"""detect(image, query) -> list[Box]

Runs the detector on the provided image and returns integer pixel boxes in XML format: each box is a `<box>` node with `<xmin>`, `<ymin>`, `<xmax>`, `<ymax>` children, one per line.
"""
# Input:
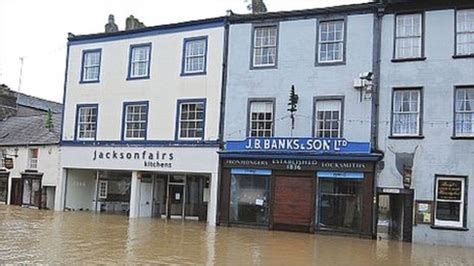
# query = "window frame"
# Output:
<box><xmin>250</xmin><ymin>24</ymin><xmax>279</xmax><ymax>69</ymax></box>
<box><xmin>74</xmin><ymin>104</ymin><xmax>99</xmax><ymax>141</ymax></box>
<box><xmin>392</xmin><ymin>12</ymin><xmax>426</xmax><ymax>62</ymax></box>
<box><xmin>121</xmin><ymin>101</ymin><xmax>149</xmax><ymax>141</ymax></box>
<box><xmin>315</xmin><ymin>18</ymin><xmax>347</xmax><ymax>66</ymax></box>
<box><xmin>175</xmin><ymin>98</ymin><xmax>207</xmax><ymax>141</ymax></box>
<box><xmin>181</xmin><ymin>36</ymin><xmax>208</xmax><ymax>76</ymax></box>
<box><xmin>127</xmin><ymin>43</ymin><xmax>152</xmax><ymax>80</ymax></box>
<box><xmin>312</xmin><ymin>96</ymin><xmax>345</xmax><ymax>138</ymax></box>
<box><xmin>98</xmin><ymin>180</ymin><xmax>108</xmax><ymax>199</ymax></box>
<box><xmin>454</xmin><ymin>8</ymin><xmax>474</xmax><ymax>58</ymax></box>
<box><xmin>80</xmin><ymin>48</ymin><xmax>102</xmax><ymax>83</ymax></box>
<box><xmin>433</xmin><ymin>175</ymin><xmax>468</xmax><ymax>229</ymax></box>
<box><xmin>453</xmin><ymin>86</ymin><xmax>474</xmax><ymax>138</ymax></box>
<box><xmin>246</xmin><ymin>98</ymin><xmax>276</xmax><ymax>138</ymax></box>
<box><xmin>27</xmin><ymin>148</ymin><xmax>39</xmax><ymax>170</ymax></box>
<box><xmin>390</xmin><ymin>87</ymin><xmax>423</xmax><ymax>138</ymax></box>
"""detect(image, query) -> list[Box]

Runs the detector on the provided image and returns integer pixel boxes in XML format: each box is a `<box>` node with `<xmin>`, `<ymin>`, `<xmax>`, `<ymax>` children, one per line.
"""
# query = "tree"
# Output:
<box><xmin>45</xmin><ymin>109</ymin><xmax>54</xmax><ymax>131</ymax></box>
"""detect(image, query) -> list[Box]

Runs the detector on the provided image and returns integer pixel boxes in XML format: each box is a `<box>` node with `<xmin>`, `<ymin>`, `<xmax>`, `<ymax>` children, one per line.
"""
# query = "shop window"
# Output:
<box><xmin>128</xmin><ymin>43</ymin><xmax>151</xmax><ymax>79</ymax></box>
<box><xmin>318</xmin><ymin>20</ymin><xmax>345</xmax><ymax>63</ymax></box>
<box><xmin>392</xmin><ymin>89</ymin><xmax>421</xmax><ymax>136</ymax></box>
<box><xmin>123</xmin><ymin>102</ymin><xmax>148</xmax><ymax>140</ymax></box>
<box><xmin>182</xmin><ymin>37</ymin><xmax>207</xmax><ymax>75</ymax></box>
<box><xmin>314</xmin><ymin>99</ymin><xmax>342</xmax><ymax>138</ymax></box>
<box><xmin>456</xmin><ymin>9</ymin><xmax>474</xmax><ymax>56</ymax></box>
<box><xmin>76</xmin><ymin>104</ymin><xmax>98</xmax><ymax>140</ymax></box>
<box><xmin>98</xmin><ymin>180</ymin><xmax>108</xmax><ymax>199</ymax></box>
<box><xmin>249</xmin><ymin>100</ymin><xmax>274</xmax><ymax>137</ymax></box>
<box><xmin>252</xmin><ymin>25</ymin><xmax>278</xmax><ymax>68</ymax></box>
<box><xmin>230</xmin><ymin>169</ymin><xmax>270</xmax><ymax>225</ymax></box>
<box><xmin>177</xmin><ymin>100</ymin><xmax>206</xmax><ymax>140</ymax></box>
<box><xmin>22</xmin><ymin>177</ymin><xmax>41</xmax><ymax>207</ymax></box>
<box><xmin>28</xmin><ymin>148</ymin><xmax>39</xmax><ymax>169</ymax></box>
<box><xmin>0</xmin><ymin>175</ymin><xmax>8</xmax><ymax>203</ymax></box>
<box><xmin>454</xmin><ymin>87</ymin><xmax>473</xmax><ymax>137</ymax></box>
<box><xmin>318</xmin><ymin>173</ymin><xmax>363</xmax><ymax>232</ymax></box>
<box><xmin>434</xmin><ymin>176</ymin><xmax>467</xmax><ymax>228</ymax></box>
<box><xmin>394</xmin><ymin>13</ymin><xmax>423</xmax><ymax>59</ymax></box>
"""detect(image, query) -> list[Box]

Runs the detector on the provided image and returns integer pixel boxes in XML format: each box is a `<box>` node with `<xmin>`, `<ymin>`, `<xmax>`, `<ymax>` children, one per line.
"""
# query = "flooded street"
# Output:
<box><xmin>0</xmin><ymin>205</ymin><xmax>473</xmax><ymax>265</ymax></box>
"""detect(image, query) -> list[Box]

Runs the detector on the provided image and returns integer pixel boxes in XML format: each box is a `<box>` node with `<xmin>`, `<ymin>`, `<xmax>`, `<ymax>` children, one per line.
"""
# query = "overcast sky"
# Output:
<box><xmin>0</xmin><ymin>0</ymin><xmax>365</xmax><ymax>103</ymax></box>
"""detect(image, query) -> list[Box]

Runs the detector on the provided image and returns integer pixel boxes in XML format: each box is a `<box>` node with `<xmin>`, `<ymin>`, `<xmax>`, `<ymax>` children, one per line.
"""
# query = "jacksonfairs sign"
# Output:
<box><xmin>225</xmin><ymin>138</ymin><xmax>370</xmax><ymax>154</ymax></box>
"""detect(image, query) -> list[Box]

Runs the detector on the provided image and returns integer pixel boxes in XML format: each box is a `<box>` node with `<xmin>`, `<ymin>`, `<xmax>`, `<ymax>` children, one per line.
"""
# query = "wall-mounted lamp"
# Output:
<box><xmin>353</xmin><ymin>72</ymin><xmax>374</xmax><ymax>101</ymax></box>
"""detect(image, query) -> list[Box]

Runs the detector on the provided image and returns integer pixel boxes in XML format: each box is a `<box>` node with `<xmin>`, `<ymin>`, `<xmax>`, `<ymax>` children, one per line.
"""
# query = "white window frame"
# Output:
<box><xmin>395</xmin><ymin>13</ymin><xmax>423</xmax><ymax>59</ymax></box>
<box><xmin>392</xmin><ymin>89</ymin><xmax>421</xmax><ymax>136</ymax></box>
<box><xmin>98</xmin><ymin>180</ymin><xmax>108</xmax><ymax>199</ymax></box>
<box><xmin>77</xmin><ymin>106</ymin><xmax>98</xmax><ymax>141</ymax></box>
<box><xmin>124</xmin><ymin>104</ymin><xmax>148</xmax><ymax>140</ymax></box>
<box><xmin>248</xmin><ymin>101</ymin><xmax>274</xmax><ymax>137</ymax></box>
<box><xmin>129</xmin><ymin>45</ymin><xmax>151</xmax><ymax>78</ymax></box>
<box><xmin>183</xmin><ymin>38</ymin><xmax>207</xmax><ymax>74</ymax></box>
<box><xmin>28</xmin><ymin>148</ymin><xmax>39</xmax><ymax>170</ymax></box>
<box><xmin>315</xmin><ymin>99</ymin><xmax>342</xmax><ymax>138</ymax></box>
<box><xmin>455</xmin><ymin>87</ymin><xmax>474</xmax><ymax>137</ymax></box>
<box><xmin>178</xmin><ymin>101</ymin><xmax>205</xmax><ymax>140</ymax></box>
<box><xmin>252</xmin><ymin>26</ymin><xmax>278</xmax><ymax>67</ymax></box>
<box><xmin>456</xmin><ymin>9</ymin><xmax>474</xmax><ymax>56</ymax></box>
<box><xmin>434</xmin><ymin>176</ymin><xmax>466</xmax><ymax>228</ymax></box>
<box><xmin>82</xmin><ymin>50</ymin><xmax>101</xmax><ymax>82</ymax></box>
<box><xmin>318</xmin><ymin>20</ymin><xmax>345</xmax><ymax>63</ymax></box>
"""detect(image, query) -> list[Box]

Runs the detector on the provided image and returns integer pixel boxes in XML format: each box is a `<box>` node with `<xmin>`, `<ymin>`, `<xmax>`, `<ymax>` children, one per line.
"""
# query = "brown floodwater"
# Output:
<box><xmin>0</xmin><ymin>205</ymin><xmax>473</xmax><ymax>265</ymax></box>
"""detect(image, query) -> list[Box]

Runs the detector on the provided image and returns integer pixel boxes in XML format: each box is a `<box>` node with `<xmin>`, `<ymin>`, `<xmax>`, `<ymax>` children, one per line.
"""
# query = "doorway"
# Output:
<box><xmin>10</xmin><ymin>178</ymin><xmax>22</xmax><ymax>205</ymax></box>
<box><xmin>377</xmin><ymin>189</ymin><xmax>414</xmax><ymax>242</ymax></box>
<box><xmin>168</xmin><ymin>184</ymin><xmax>184</xmax><ymax>218</ymax></box>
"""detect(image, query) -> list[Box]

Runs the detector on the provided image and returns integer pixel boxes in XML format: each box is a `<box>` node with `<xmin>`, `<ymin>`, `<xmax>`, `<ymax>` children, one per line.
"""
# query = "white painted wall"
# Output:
<box><xmin>62</xmin><ymin>26</ymin><xmax>224</xmax><ymax>142</ymax></box>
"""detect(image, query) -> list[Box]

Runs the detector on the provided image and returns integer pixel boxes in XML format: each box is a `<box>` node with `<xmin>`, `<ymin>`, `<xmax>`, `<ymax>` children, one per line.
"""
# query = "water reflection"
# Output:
<box><xmin>0</xmin><ymin>205</ymin><xmax>473</xmax><ymax>264</ymax></box>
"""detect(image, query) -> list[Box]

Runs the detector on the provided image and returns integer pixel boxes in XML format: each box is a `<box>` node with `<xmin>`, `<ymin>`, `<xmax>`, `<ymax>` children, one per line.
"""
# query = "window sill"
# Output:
<box><xmin>79</xmin><ymin>80</ymin><xmax>100</xmax><ymax>84</ymax></box>
<box><xmin>315</xmin><ymin>61</ymin><xmax>346</xmax><ymax>67</ymax></box>
<box><xmin>431</xmin><ymin>225</ymin><xmax>469</xmax><ymax>231</ymax></box>
<box><xmin>388</xmin><ymin>135</ymin><xmax>424</xmax><ymax>139</ymax></box>
<box><xmin>250</xmin><ymin>65</ymin><xmax>277</xmax><ymax>70</ymax></box>
<box><xmin>180</xmin><ymin>71</ymin><xmax>206</xmax><ymax>77</ymax></box>
<box><xmin>391</xmin><ymin>57</ymin><xmax>426</xmax><ymax>63</ymax></box>
<box><xmin>452</xmin><ymin>54</ymin><xmax>474</xmax><ymax>59</ymax></box>
<box><xmin>126</xmin><ymin>76</ymin><xmax>150</xmax><ymax>81</ymax></box>
<box><xmin>451</xmin><ymin>136</ymin><xmax>474</xmax><ymax>140</ymax></box>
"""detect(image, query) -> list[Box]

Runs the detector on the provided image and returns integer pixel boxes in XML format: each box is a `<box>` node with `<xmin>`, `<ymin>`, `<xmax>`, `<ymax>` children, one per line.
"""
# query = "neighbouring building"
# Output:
<box><xmin>0</xmin><ymin>84</ymin><xmax>62</xmax><ymax>209</ymax></box>
<box><xmin>218</xmin><ymin>3</ymin><xmax>383</xmax><ymax>237</ymax></box>
<box><xmin>56</xmin><ymin>16</ymin><xmax>226</xmax><ymax>225</ymax></box>
<box><xmin>377</xmin><ymin>0</ymin><xmax>474</xmax><ymax>246</ymax></box>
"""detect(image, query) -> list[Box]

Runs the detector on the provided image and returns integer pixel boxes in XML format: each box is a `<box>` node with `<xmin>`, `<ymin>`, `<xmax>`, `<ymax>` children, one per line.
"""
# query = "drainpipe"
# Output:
<box><xmin>371</xmin><ymin>5</ymin><xmax>384</xmax><ymax>239</ymax></box>
<box><xmin>216</xmin><ymin>16</ymin><xmax>230</xmax><ymax>226</ymax></box>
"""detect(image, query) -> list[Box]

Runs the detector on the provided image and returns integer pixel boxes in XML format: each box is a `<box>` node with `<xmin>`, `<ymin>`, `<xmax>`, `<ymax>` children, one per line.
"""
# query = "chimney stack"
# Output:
<box><xmin>0</xmin><ymin>84</ymin><xmax>18</xmax><ymax>120</ymax></box>
<box><xmin>251</xmin><ymin>0</ymin><xmax>267</xmax><ymax>14</ymax></box>
<box><xmin>125</xmin><ymin>15</ymin><xmax>145</xmax><ymax>30</ymax></box>
<box><xmin>105</xmin><ymin>14</ymin><xmax>119</xmax><ymax>33</ymax></box>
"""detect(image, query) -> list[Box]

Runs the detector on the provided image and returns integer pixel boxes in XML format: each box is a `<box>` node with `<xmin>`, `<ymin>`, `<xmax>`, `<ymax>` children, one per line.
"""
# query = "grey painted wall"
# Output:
<box><xmin>378</xmin><ymin>10</ymin><xmax>474</xmax><ymax>246</ymax></box>
<box><xmin>224</xmin><ymin>14</ymin><xmax>375</xmax><ymax>141</ymax></box>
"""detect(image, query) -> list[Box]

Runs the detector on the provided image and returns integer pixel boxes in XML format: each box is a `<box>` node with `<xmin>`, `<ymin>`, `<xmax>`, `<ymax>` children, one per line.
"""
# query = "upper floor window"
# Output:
<box><xmin>249</xmin><ymin>100</ymin><xmax>274</xmax><ymax>137</ymax></box>
<box><xmin>314</xmin><ymin>99</ymin><xmax>342</xmax><ymax>138</ymax></box>
<box><xmin>456</xmin><ymin>9</ymin><xmax>474</xmax><ymax>56</ymax></box>
<box><xmin>182</xmin><ymin>37</ymin><xmax>207</xmax><ymax>75</ymax></box>
<box><xmin>177</xmin><ymin>100</ymin><xmax>206</xmax><ymax>140</ymax></box>
<box><xmin>76</xmin><ymin>105</ymin><xmax>98</xmax><ymax>141</ymax></box>
<box><xmin>128</xmin><ymin>43</ymin><xmax>151</xmax><ymax>79</ymax></box>
<box><xmin>455</xmin><ymin>87</ymin><xmax>473</xmax><ymax>137</ymax></box>
<box><xmin>123</xmin><ymin>102</ymin><xmax>148</xmax><ymax>140</ymax></box>
<box><xmin>81</xmin><ymin>49</ymin><xmax>101</xmax><ymax>83</ymax></box>
<box><xmin>392</xmin><ymin>89</ymin><xmax>421</xmax><ymax>136</ymax></box>
<box><xmin>434</xmin><ymin>176</ymin><xmax>466</xmax><ymax>228</ymax></box>
<box><xmin>318</xmin><ymin>20</ymin><xmax>345</xmax><ymax>63</ymax></box>
<box><xmin>28</xmin><ymin>148</ymin><xmax>38</xmax><ymax>169</ymax></box>
<box><xmin>395</xmin><ymin>14</ymin><xmax>423</xmax><ymax>59</ymax></box>
<box><xmin>252</xmin><ymin>26</ymin><xmax>278</xmax><ymax>68</ymax></box>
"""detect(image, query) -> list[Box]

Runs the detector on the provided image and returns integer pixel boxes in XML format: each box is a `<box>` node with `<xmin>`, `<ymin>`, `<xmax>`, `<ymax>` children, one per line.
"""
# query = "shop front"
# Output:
<box><xmin>57</xmin><ymin>146</ymin><xmax>219</xmax><ymax>224</ymax></box>
<box><xmin>0</xmin><ymin>169</ymin><xmax>9</xmax><ymax>204</ymax></box>
<box><xmin>21</xmin><ymin>171</ymin><xmax>43</xmax><ymax>209</ymax></box>
<box><xmin>218</xmin><ymin>138</ymin><xmax>382</xmax><ymax>237</ymax></box>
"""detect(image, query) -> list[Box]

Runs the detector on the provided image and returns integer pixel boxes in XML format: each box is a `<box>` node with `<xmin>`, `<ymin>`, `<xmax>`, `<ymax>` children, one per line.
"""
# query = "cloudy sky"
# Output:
<box><xmin>0</xmin><ymin>0</ymin><xmax>365</xmax><ymax>102</ymax></box>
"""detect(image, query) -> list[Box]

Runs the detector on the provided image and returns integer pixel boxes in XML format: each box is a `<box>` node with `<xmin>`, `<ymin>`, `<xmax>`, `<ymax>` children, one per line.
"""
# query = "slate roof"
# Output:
<box><xmin>16</xmin><ymin>92</ymin><xmax>62</xmax><ymax>114</ymax></box>
<box><xmin>0</xmin><ymin>113</ymin><xmax>62</xmax><ymax>146</ymax></box>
